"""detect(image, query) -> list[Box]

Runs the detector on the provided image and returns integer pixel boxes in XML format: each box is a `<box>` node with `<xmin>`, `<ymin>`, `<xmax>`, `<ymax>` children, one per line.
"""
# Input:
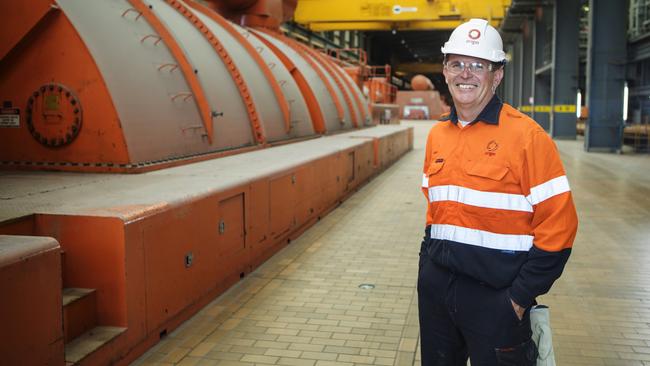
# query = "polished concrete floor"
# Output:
<box><xmin>134</xmin><ymin>121</ymin><xmax>650</xmax><ymax>366</ymax></box>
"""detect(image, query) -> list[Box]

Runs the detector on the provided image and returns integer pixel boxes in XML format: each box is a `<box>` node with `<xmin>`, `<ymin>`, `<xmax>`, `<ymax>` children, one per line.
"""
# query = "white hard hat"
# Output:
<box><xmin>441</xmin><ymin>18</ymin><xmax>506</xmax><ymax>63</ymax></box>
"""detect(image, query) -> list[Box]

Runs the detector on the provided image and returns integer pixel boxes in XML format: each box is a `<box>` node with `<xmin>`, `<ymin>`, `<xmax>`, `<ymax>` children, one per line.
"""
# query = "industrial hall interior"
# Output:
<box><xmin>1</xmin><ymin>0</ymin><xmax>649</xmax><ymax>365</ymax></box>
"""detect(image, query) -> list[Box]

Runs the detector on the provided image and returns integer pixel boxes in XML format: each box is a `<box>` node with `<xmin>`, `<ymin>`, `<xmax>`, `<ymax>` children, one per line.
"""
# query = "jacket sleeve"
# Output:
<box><xmin>421</xmin><ymin>127</ymin><xmax>435</xmax><ymax>199</ymax></box>
<box><xmin>508</xmin><ymin>130</ymin><xmax>578</xmax><ymax>308</ymax></box>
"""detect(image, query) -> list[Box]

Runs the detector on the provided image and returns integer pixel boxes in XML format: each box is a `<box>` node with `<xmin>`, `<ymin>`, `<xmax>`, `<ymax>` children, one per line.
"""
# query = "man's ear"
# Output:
<box><xmin>493</xmin><ymin>67</ymin><xmax>504</xmax><ymax>88</ymax></box>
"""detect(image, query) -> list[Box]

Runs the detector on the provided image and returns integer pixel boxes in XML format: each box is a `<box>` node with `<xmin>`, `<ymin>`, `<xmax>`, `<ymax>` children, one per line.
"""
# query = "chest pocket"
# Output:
<box><xmin>461</xmin><ymin>161</ymin><xmax>514</xmax><ymax>220</ymax></box>
<box><xmin>465</xmin><ymin>161</ymin><xmax>509</xmax><ymax>181</ymax></box>
<box><xmin>425</xmin><ymin>159</ymin><xmax>445</xmax><ymax>187</ymax></box>
<box><xmin>427</xmin><ymin>159</ymin><xmax>444</xmax><ymax>175</ymax></box>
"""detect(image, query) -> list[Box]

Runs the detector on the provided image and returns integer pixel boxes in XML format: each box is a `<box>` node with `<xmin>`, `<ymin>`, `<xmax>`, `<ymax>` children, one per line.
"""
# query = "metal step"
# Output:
<box><xmin>64</xmin><ymin>326</ymin><xmax>126</xmax><ymax>365</ymax></box>
<box><xmin>62</xmin><ymin>288</ymin><xmax>97</xmax><ymax>342</ymax></box>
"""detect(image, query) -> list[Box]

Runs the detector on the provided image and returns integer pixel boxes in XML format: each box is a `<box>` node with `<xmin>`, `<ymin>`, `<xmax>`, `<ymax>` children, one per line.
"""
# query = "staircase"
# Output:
<box><xmin>62</xmin><ymin>288</ymin><xmax>126</xmax><ymax>364</ymax></box>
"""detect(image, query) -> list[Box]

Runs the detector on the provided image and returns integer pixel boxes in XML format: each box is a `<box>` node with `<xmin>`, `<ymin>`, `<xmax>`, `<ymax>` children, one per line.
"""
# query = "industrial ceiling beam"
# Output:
<box><xmin>394</xmin><ymin>62</ymin><xmax>444</xmax><ymax>75</ymax></box>
<box><xmin>295</xmin><ymin>0</ymin><xmax>512</xmax><ymax>31</ymax></box>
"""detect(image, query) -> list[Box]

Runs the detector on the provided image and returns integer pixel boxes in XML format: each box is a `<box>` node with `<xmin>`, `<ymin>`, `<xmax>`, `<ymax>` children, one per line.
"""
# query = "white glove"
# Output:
<box><xmin>530</xmin><ymin>305</ymin><xmax>556</xmax><ymax>366</ymax></box>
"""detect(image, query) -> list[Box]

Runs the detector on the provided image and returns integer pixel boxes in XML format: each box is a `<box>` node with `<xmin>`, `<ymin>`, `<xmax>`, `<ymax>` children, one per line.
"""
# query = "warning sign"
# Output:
<box><xmin>0</xmin><ymin>108</ymin><xmax>20</xmax><ymax>127</ymax></box>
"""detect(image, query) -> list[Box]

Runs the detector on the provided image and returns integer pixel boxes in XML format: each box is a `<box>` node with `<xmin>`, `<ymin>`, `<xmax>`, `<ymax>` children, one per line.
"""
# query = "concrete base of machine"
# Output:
<box><xmin>0</xmin><ymin>125</ymin><xmax>413</xmax><ymax>366</ymax></box>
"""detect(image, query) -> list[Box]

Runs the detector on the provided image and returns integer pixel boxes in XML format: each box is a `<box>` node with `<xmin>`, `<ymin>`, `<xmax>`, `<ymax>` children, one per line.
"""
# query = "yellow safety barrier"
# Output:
<box><xmin>518</xmin><ymin>105</ymin><xmax>577</xmax><ymax>113</ymax></box>
<box><xmin>553</xmin><ymin>104</ymin><xmax>577</xmax><ymax>113</ymax></box>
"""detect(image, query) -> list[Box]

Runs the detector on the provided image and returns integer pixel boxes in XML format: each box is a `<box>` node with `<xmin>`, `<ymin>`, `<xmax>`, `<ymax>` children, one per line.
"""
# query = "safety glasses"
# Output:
<box><xmin>444</xmin><ymin>60</ymin><xmax>495</xmax><ymax>75</ymax></box>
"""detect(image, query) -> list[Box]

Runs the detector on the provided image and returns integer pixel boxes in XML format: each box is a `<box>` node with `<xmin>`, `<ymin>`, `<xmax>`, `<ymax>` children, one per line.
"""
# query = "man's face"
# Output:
<box><xmin>443</xmin><ymin>54</ymin><xmax>503</xmax><ymax>111</ymax></box>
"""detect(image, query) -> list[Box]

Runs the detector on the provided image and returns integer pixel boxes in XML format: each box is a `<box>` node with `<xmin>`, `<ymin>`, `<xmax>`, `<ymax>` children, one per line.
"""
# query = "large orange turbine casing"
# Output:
<box><xmin>0</xmin><ymin>6</ymin><xmax>130</xmax><ymax>166</ymax></box>
<box><xmin>251</xmin><ymin>29</ymin><xmax>371</xmax><ymax>131</ymax></box>
<box><xmin>0</xmin><ymin>0</ymin><xmax>364</xmax><ymax>172</ymax></box>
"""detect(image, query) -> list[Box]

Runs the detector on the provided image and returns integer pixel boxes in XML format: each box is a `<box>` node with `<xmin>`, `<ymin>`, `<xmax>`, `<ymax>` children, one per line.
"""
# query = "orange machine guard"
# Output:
<box><xmin>186</xmin><ymin>0</ymin><xmax>292</xmax><ymax>134</ymax></box>
<box><xmin>164</xmin><ymin>0</ymin><xmax>267</xmax><ymax>143</ymax></box>
<box><xmin>313</xmin><ymin>49</ymin><xmax>368</xmax><ymax>123</ymax></box>
<box><xmin>259</xmin><ymin>29</ymin><xmax>345</xmax><ymax>124</ymax></box>
<box><xmin>294</xmin><ymin>42</ymin><xmax>360</xmax><ymax>128</ymax></box>
<box><xmin>127</xmin><ymin>0</ymin><xmax>215</xmax><ymax>143</ymax></box>
<box><xmin>0</xmin><ymin>0</ymin><xmax>57</xmax><ymax>61</ymax></box>
<box><xmin>322</xmin><ymin>47</ymin><xmax>369</xmax><ymax>122</ymax></box>
<box><xmin>249</xmin><ymin>30</ymin><xmax>326</xmax><ymax>134</ymax></box>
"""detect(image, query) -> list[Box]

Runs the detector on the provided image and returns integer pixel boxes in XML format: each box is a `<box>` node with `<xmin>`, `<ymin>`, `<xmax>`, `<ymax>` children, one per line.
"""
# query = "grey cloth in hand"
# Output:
<box><xmin>530</xmin><ymin>305</ymin><xmax>556</xmax><ymax>366</ymax></box>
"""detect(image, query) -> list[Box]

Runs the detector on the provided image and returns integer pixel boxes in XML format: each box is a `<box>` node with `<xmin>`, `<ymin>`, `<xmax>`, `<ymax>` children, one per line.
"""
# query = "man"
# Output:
<box><xmin>418</xmin><ymin>18</ymin><xmax>578</xmax><ymax>365</ymax></box>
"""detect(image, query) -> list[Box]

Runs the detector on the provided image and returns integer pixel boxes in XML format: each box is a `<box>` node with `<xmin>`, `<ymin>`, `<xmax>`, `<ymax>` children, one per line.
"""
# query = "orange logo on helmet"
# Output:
<box><xmin>468</xmin><ymin>29</ymin><xmax>481</xmax><ymax>40</ymax></box>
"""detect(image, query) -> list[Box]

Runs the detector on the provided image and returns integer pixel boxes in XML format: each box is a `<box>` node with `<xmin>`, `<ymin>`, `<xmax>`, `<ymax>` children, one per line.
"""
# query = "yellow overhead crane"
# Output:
<box><xmin>294</xmin><ymin>0</ymin><xmax>511</xmax><ymax>31</ymax></box>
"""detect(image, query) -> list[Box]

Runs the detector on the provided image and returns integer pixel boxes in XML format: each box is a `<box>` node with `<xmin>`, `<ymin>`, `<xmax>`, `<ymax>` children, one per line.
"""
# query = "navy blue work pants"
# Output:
<box><xmin>417</xmin><ymin>244</ymin><xmax>538</xmax><ymax>366</ymax></box>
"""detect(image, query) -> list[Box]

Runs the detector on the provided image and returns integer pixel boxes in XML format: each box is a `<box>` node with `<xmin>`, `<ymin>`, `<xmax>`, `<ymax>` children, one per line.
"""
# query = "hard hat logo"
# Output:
<box><xmin>440</xmin><ymin>18</ymin><xmax>506</xmax><ymax>63</ymax></box>
<box><xmin>468</xmin><ymin>29</ymin><xmax>481</xmax><ymax>40</ymax></box>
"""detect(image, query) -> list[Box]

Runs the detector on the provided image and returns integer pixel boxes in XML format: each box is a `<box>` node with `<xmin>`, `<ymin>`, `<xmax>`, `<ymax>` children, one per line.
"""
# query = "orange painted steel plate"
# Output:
<box><xmin>252</xmin><ymin>30</ymin><xmax>346</xmax><ymax>133</ymax></box>
<box><xmin>127</xmin><ymin>0</ymin><xmax>215</xmax><ymax>143</ymax></box>
<box><xmin>281</xmin><ymin>37</ymin><xmax>353</xmax><ymax>128</ymax></box>
<box><xmin>294</xmin><ymin>42</ymin><xmax>360</xmax><ymax>128</ymax></box>
<box><xmin>58</xmin><ymin>0</ymin><xmax>230</xmax><ymax>161</ymax></box>
<box><xmin>0</xmin><ymin>126</ymin><xmax>412</xmax><ymax>223</ymax></box>
<box><xmin>0</xmin><ymin>235</ymin><xmax>63</xmax><ymax>366</ymax></box>
<box><xmin>248</xmin><ymin>29</ymin><xmax>326</xmax><ymax>134</ymax></box>
<box><xmin>300</xmin><ymin>45</ymin><xmax>368</xmax><ymax>127</ymax></box>
<box><xmin>54</xmin><ymin>0</ymin><xmax>303</xmax><ymax>164</ymax></box>
<box><xmin>233</xmin><ymin>25</ymin><xmax>316</xmax><ymax>140</ymax></box>
<box><xmin>186</xmin><ymin>1</ymin><xmax>292</xmax><ymax>134</ymax></box>
<box><xmin>0</xmin><ymin>235</ymin><xmax>60</xmax><ymax>266</ymax></box>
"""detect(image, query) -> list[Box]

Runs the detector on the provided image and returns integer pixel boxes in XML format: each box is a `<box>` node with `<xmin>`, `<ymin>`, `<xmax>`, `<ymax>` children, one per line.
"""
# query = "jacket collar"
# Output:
<box><xmin>440</xmin><ymin>94</ymin><xmax>503</xmax><ymax>125</ymax></box>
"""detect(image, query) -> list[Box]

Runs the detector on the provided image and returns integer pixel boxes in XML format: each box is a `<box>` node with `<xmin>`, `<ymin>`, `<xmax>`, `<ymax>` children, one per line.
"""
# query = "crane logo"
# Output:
<box><xmin>392</xmin><ymin>5</ymin><xmax>418</xmax><ymax>14</ymax></box>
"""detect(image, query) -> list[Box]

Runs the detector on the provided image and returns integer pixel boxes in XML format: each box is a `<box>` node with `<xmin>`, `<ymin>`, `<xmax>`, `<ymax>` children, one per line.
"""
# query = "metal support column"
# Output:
<box><xmin>522</xmin><ymin>19</ymin><xmax>535</xmax><ymax>118</ymax></box>
<box><xmin>551</xmin><ymin>0</ymin><xmax>580</xmax><ymax>139</ymax></box>
<box><xmin>513</xmin><ymin>36</ymin><xmax>524</xmax><ymax>108</ymax></box>
<box><xmin>504</xmin><ymin>43</ymin><xmax>516</xmax><ymax>102</ymax></box>
<box><xmin>533</xmin><ymin>6</ymin><xmax>553</xmax><ymax>131</ymax></box>
<box><xmin>585</xmin><ymin>0</ymin><xmax>627</xmax><ymax>152</ymax></box>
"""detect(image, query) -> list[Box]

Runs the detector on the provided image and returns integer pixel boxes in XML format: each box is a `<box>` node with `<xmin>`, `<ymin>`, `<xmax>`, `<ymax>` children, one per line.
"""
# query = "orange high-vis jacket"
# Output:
<box><xmin>421</xmin><ymin>96</ymin><xmax>578</xmax><ymax>308</ymax></box>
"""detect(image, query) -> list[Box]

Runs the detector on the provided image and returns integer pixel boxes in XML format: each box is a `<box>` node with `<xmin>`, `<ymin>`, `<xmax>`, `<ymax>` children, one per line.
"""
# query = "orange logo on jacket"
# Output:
<box><xmin>485</xmin><ymin>140</ymin><xmax>498</xmax><ymax>156</ymax></box>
